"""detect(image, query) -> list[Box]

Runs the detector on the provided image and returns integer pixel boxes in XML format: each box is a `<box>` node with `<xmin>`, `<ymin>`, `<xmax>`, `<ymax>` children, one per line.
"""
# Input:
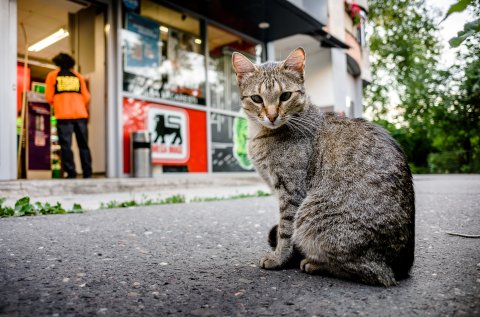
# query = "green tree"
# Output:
<box><xmin>443</xmin><ymin>0</ymin><xmax>480</xmax><ymax>47</ymax></box>
<box><xmin>428</xmin><ymin>34</ymin><xmax>480</xmax><ymax>173</ymax></box>
<box><xmin>365</xmin><ymin>0</ymin><xmax>443</xmax><ymax>169</ymax></box>
<box><xmin>366</xmin><ymin>0</ymin><xmax>480</xmax><ymax>173</ymax></box>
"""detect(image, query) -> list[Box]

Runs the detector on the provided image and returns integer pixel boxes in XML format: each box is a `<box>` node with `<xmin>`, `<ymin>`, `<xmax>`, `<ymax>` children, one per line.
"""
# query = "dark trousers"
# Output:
<box><xmin>57</xmin><ymin>119</ymin><xmax>92</xmax><ymax>178</ymax></box>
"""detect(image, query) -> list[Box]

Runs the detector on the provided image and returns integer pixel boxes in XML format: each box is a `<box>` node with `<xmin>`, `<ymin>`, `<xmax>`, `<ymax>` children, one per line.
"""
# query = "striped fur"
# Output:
<box><xmin>232</xmin><ymin>48</ymin><xmax>415</xmax><ymax>286</ymax></box>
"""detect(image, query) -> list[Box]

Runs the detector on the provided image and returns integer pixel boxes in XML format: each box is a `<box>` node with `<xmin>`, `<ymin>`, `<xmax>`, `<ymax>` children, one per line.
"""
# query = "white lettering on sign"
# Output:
<box><xmin>147</xmin><ymin>105</ymin><xmax>189</xmax><ymax>164</ymax></box>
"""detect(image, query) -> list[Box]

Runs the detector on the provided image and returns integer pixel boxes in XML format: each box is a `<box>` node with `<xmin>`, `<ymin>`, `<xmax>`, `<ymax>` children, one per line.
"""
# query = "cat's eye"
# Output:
<box><xmin>280</xmin><ymin>92</ymin><xmax>292</xmax><ymax>102</ymax></box>
<box><xmin>251</xmin><ymin>95</ymin><xmax>263</xmax><ymax>104</ymax></box>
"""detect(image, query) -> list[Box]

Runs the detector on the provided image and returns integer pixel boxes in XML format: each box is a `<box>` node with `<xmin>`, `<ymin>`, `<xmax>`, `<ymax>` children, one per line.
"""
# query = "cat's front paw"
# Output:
<box><xmin>259</xmin><ymin>253</ymin><xmax>284</xmax><ymax>270</ymax></box>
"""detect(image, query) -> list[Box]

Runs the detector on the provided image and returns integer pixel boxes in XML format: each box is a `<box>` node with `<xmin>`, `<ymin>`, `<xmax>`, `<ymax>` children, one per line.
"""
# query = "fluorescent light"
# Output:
<box><xmin>28</xmin><ymin>28</ymin><xmax>69</xmax><ymax>52</ymax></box>
<box><xmin>194</xmin><ymin>38</ymin><xmax>202</xmax><ymax>44</ymax></box>
<box><xmin>159</xmin><ymin>26</ymin><xmax>169</xmax><ymax>33</ymax></box>
<box><xmin>258</xmin><ymin>22</ymin><xmax>270</xmax><ymax>29</ymax></box>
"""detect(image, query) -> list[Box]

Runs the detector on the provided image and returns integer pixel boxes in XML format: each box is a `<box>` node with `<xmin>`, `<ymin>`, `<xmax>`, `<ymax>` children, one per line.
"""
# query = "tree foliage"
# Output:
<box><xmin>365</xmin><ymin>0</ymin><xmax>441</xmax><ymax>168</ymax></box>
<box><xmin>365</xmin><ymin>0</ymin><xmax>480</xmax><ymax>173</ymax></box>
<box><xmin>444</xmin><ymin>0</ymin><xmax>480</xmax><ymax>47</ymax></box>
<box><xmin>429</xmin><ymin>35</ymin><xmax>480</xmax><ymax>172</ymax></box>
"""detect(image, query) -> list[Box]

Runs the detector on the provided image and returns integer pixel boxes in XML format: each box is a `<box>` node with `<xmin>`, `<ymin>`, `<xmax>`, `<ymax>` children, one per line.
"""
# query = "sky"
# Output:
<box><xmin>425</xmin><ymin>0</ymin><xmax>474</xmax><ymax>67</ymax></box>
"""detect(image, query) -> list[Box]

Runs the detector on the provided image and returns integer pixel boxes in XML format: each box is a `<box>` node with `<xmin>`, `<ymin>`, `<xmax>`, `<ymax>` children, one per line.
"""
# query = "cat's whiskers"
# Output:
<box><xmin>288</xmin><ymin>117</ymin><xmax>317</xmax><ymax>134</ymax></box>
<box><xmin>289</xmin><ymin>115</ymin><xmax>318</xmax><ymax>127</ymax></box>
<box><xmin>288</xmin><ymin>120</ymin><xmax>317</xmax><ymax>133</ymax></box>
<box><xmin>286</xmin><ymin>120</ymin><xmax>313</xmax><ymax>139</ymax></box>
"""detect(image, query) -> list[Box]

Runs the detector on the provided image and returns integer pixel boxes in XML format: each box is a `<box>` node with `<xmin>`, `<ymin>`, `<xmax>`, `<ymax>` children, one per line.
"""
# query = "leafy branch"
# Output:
<box><xmin>443</xmin><ymin>0</ymin><xmax>480</xmax><ymax>47</ymax></box>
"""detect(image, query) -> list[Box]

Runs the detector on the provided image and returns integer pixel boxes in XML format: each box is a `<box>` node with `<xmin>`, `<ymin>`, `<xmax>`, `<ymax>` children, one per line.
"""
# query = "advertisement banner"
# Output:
<box><xmin>123</xmin><ymin>98</ymin><xmax>207</xmax><ymax>173</ymax></box>
<box><xmin>122</xmin><ymin>13</ymin><xmax>206</xmax><ymax>105</ymax></box>
<box><xmin>210</xmin><ymin>113</ymin><xmax>253</xmax><ymax>172</ymax></box>
<box><xmin>124</xmin><ymin>13</ymin><xmax>160</xmax><ymax>74</ymax></box>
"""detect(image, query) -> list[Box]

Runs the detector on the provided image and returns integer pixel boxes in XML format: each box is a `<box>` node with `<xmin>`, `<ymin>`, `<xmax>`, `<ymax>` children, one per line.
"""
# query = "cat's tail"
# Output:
<box><xmin>267</xmin><ymin>224</ymin><xmax>303</xmax><ymax>267</ymax></box>
<box><xmin>268</xmin><ymin>224</ymin><xmax>278</xmax><ymax>250</ymax></box>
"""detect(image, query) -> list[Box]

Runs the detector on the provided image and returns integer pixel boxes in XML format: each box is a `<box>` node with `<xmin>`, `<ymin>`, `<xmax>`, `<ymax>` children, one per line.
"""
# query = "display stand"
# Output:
<box><xmin>26</xmin><ymin>92</ymin><xmax>51</xmax><ymax>179</ymax></box>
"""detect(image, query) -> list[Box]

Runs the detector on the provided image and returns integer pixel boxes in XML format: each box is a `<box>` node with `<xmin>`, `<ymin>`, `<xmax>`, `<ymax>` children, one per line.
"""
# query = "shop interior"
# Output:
<box><xmin>17</xmin><ymin>0</ymin><xmax>106</xmax><ymax>179</ymax></box>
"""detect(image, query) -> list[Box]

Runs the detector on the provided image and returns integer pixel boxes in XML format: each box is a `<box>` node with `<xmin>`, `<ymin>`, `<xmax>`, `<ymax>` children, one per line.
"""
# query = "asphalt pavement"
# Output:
<box><xmin>0</xmin><ymin>175</ymin><xmax>479</xmax><ymax>316</ymax></box>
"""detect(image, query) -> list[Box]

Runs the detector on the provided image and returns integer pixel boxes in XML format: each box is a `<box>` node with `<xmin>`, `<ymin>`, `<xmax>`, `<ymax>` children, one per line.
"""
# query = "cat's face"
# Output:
<box><xmin>232</xmin><ymin>48</ymin><xmax>307</xmax><ymax>129</ymax></box>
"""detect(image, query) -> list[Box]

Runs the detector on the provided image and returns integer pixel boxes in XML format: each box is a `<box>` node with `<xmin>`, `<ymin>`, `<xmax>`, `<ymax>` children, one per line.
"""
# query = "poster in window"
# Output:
<box><xmin>124</xmin><ymin>13</ymin><xmax>160</xmax><ymax>74</ymax></box>
<box><xmin>210</xmin><ymin>113</ymin><xmax>253</xmax><ymax>172</ymax></box>
<box><xmin>122</xmin><ymin>14</ymin><xmax>206</xmax><ymax>105</ymax></box>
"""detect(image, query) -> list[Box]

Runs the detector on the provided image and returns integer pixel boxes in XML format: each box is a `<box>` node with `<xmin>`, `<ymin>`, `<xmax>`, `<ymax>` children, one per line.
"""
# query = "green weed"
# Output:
<box><xmin>0</xmin><ymin>197</ymin><xmax>83</xmax><ymax>218</ymax></box>
<box><xmin>100</xmin><ymin>191</ymin><xmax>270</xmax><ymax>209</ymax></box>
<box><xmin>100</xmin><ymin>194</ymin><xmax>186</xmax><ymax>209</ymax></box>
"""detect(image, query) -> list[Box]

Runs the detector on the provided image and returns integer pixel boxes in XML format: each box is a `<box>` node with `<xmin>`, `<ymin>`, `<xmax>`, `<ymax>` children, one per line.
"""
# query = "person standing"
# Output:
<box><xmin>45</xmin><ymin>53</ymin><xmax>92</xmax><ymax>179</ymax></box>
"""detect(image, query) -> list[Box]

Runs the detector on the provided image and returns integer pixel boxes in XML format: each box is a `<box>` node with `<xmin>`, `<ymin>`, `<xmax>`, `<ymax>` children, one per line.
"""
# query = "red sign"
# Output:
<box><xmin>17</xmin><ymin>64</ymin><xmax>31</xmax><ymax>113</ymax></box>
<box><xmin>147</xmin><ymin>104</ymin><xmax>189</xmax><ymax>164</ymax></box>
<box><xmin>123</xmin><ymin>97</ymin><xmax>207</xmax><ymax>173</ymax></box>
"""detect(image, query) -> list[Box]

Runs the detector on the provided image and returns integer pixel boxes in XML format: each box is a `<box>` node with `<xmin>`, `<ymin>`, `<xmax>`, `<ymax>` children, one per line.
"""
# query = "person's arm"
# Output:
<box><xmin>44</xmin><ymin>71</ymin><xmax>56</xmax><ymax>104</ymax></box>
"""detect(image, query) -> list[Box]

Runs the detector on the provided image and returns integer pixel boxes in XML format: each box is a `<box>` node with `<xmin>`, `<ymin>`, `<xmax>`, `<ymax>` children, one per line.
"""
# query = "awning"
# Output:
<box><xmin>155</xmin><ymin>0</ymin><xmax>349</xmax><ymax>49</ymax></box>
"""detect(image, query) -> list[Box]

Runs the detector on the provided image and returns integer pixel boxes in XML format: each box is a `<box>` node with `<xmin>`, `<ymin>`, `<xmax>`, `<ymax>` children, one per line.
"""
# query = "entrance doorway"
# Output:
<box><xmin>17</xmin><ymin>0</ymin><xmax>107</xmax><ymax>179</ymax></box>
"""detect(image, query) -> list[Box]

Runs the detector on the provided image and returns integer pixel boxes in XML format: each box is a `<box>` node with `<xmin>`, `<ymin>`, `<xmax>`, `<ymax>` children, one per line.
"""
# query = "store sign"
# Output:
<box><xmin>147</xmin><ymin>105</ymin><xmax>189</xmax><ymax>164</ymax></box>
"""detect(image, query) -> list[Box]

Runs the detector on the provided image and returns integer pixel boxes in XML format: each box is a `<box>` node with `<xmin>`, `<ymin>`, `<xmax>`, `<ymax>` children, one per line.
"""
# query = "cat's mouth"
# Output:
<box><xmin>261</xmin><ymin>115</ymin><xmax>285</xmax><ymax>129</ymax></box>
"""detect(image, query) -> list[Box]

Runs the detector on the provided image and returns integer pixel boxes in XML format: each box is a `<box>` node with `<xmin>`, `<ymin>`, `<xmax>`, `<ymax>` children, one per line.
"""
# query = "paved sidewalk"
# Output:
<box><xmin>0</xmin><ymin>173</ymin><xmax>269</xmax><ymax>210</ymax></box>
<box><xmin>0</xmin><ymin>175</ymin><xmax>479</xmax><ymax>316</ymax></box>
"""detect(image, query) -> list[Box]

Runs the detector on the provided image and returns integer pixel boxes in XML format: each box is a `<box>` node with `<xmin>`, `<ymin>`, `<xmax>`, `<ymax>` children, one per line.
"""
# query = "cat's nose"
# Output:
<box><xmin>267</xmin><ymin>114</ymin><xmax>278</xmax><ymax>123</ymax></box>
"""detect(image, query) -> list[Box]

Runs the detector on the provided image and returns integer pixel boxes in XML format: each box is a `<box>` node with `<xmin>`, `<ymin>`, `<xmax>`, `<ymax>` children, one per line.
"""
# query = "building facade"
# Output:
<box><xmin>0</xmin><ymin>0</ymin><xmax>369</xmax><ymax>180</ymax></box>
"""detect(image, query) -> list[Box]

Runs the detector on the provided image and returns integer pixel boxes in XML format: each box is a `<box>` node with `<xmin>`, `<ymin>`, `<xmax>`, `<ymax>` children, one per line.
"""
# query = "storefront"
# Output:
<box><xmin>120</xmin><ymin>0</ymin><xmax>263</xmax><ymax>174</ymax></box>
<box><xmin>0</xmin><ymin>0</ymin><xmax>117</xmax><ymax>180</ymax></box>
<box><xmin>0</xmin><ymin>0</ymin><xmax>348</xmax><ymax>180</ymax></box>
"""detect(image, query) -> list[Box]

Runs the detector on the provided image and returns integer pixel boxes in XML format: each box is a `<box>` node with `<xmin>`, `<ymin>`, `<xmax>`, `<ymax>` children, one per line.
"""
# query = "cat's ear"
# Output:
<box><xmin>232</xmin><ymin>52</ymin><xmax>258</xmax><ymax>77</ymax></box>
<box><xmin>282</xmin><ymin>47</ymin><xmax>305</xmax><ymax>73</ymax></box>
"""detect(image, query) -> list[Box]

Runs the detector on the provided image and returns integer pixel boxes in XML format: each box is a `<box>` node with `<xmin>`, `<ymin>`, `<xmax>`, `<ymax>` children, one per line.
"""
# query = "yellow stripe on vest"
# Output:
<box><xmin>56</xmin><ymin>76</ymin><xmax>80</xmax><ymax>92</ymax></box>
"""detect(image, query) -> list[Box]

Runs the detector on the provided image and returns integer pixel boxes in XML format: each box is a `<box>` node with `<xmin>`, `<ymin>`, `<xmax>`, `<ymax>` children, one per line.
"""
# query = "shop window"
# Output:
<box><xmin>210</xmin><ymin>113</ymin><xmax>253</xmax><ymax>172</ymax></box>
<box><xmin>122</xmin><ymin>1</ymin><xmax>206</xmax><ymax>105</ymax></box>
<box><xmin>207</xmin><ymin>24</ymin><xmax>261</xmax><ymax>112</ymax></box>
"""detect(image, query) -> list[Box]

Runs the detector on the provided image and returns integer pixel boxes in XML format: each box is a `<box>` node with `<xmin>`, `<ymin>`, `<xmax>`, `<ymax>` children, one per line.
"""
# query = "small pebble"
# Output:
<box><xmin>234</xmin><ymin>290</ymin><xmax>245</xmax><ymax>296</ymax></box>
<box><xmin>97</xmin><ymin>308</ymin><xmax>108</xmax><ymax>315</ymax></box>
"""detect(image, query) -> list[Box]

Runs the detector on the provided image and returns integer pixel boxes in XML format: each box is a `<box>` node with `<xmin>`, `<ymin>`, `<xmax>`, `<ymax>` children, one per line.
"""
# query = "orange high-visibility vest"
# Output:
<box><xmin>45</xmin><ymin>69</ymin><xmax>90</xmax><ymax>119</ymax></box>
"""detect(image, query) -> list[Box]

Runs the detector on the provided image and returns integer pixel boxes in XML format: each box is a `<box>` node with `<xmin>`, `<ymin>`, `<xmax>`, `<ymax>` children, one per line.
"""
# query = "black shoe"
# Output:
<box><xmin>66</xmin><ymin>174</ymin><xmax>76</xmax><ymax>179</ymax></box>
<box><xmin>83</xmin><ymin>174</ymin><xmax>92</xmax><ymax>179</ymax></box>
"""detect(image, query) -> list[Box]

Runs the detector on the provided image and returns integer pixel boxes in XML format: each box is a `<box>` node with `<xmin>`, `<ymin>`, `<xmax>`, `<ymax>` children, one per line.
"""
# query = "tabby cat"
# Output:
<box><xmin>232</xmin><ymin>48</ymin><xmax>415</xmax><ymax>286</ymax></box>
